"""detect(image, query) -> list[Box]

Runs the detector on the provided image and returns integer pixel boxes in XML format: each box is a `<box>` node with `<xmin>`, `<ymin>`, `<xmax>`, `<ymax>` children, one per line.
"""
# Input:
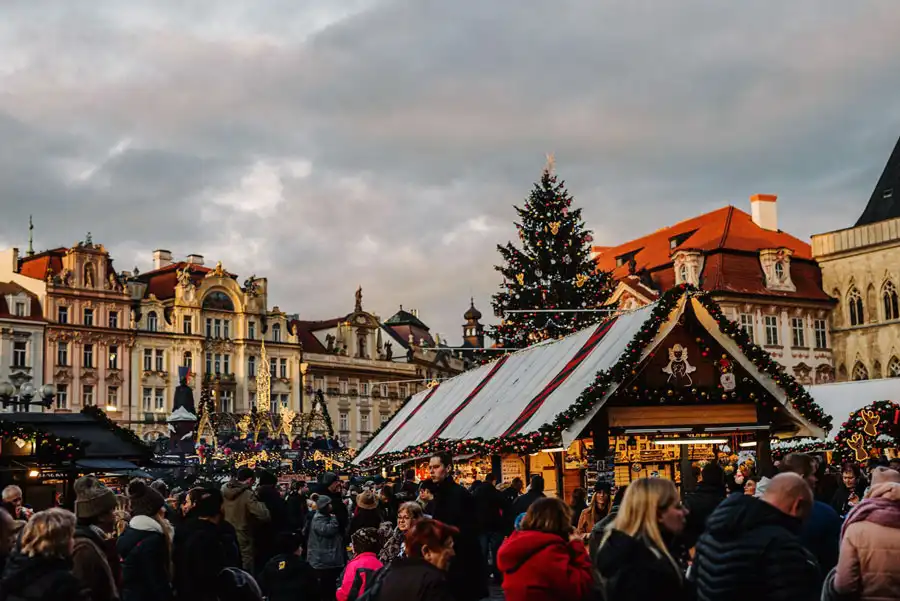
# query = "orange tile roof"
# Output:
<box><xmin>594</xmin><ymin>205</ymin><xmax>830</xmax><ymax>302</ymax></box>
<box><xmin>18</xmin><ymin>248</ymin><xmax>67</xmax><ymax>281</ymax></box>
<box><xmin>137</xmin><ymin>262</ymin><xmax>221</xmax><ymax>300</ymax></box>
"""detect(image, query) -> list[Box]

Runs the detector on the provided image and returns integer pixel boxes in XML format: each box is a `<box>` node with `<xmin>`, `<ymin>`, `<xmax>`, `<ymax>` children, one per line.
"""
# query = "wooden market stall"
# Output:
<box><xmin>0</xmin><ymin>408</ymin><xmax>152</xmax><ymax>510</ymax></box>
<box><xmin>354</xmin><ymin>286</ymin><xmax>830</xmax><ymax>495</ymax></box>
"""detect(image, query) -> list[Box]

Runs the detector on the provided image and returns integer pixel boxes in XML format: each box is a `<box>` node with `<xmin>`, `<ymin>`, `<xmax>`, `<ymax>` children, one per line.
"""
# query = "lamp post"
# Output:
<box><xmin>0</xmin><ymin>381</ymin><xmax>57</xmax><ymax>410</ymax></box>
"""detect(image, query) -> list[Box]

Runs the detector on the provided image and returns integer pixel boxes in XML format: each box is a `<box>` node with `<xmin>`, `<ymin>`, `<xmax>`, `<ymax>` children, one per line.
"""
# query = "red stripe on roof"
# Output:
<box><xmin>428</xmin><ymin>355</ymin><xmax>510</xmax><ymax>441</ymax></box>
<box><xmin>371</xmin><ymin>384</ymin><xmax>441</xmax><ymax>456</ymax></box>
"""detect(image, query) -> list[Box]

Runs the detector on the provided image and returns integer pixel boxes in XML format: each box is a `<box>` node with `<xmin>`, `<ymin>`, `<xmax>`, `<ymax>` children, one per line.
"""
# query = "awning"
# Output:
<box><xmin>355</xmin><ymin>289</ymin><xmax>827</xmax><ymax>466</ymax></box>
<box><xmin>76</xmin><ymin>459</ymin><xmax>140</xmax><ymax>471</ymax></box>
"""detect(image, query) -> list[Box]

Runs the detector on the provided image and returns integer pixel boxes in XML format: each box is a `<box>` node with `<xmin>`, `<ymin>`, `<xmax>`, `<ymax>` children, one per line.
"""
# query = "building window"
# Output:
<box><xmin>83</xmin><ymin>385</ymin><xmax>94</xmax><ymax>407</ymax></box>
<box><xmin>155</xmin><ymin>349</ymin><xmax>165</xmax><ymax>372</ymax></box>
<box><xmin>205</xmin><ymin>352</ymin><xmax>212</xmax><ymax>374</ymax></box>
<box><xmin>58</xmin><ymin>306</ymin><xmax>68</xmax><ymax>324</ymax></box>
<box><xmin>270</xmin><ymin>358</ymin><xmax>277</xmax><ymax>377</ymax></box>
<box><xmin>224</xmin><ymin>354</ymin><xmax>231</xmax><ymax>375</ymax></box>
<box><xmin>143</xmin><ymin>387</ymin><xmax>152</xmax><ymax>412</ymax></box>
<box><xmin>764</xmin><ymin>315</ymin><xmax>779</xmax><ymax>346</ymax></box>
<box><xmin>248</xmin><ymin>356</ymin><xmax>257</xmax><ymax>377</ymax></box>
<box><xmin>56</xmin><ymin>384</ymin><xmax>68</xmax><ymax>409</ymax></box>
<box><xmin>339</xmin><ymin>380</ymin><xmax>348</xmax><ymax>395</ymax></box>
<box><xmin>279</xmin><ymin>358</ymin><xmax>287</xmax><ymax>379</ymax></box>
<box><xmin>883</xmin><ymin>281</ymin><xmax>899</xmax><ymax>321</ymax></box>
<box><xmin>279</xmin><ymin>394</ymin><xmax>289</xmax><ymax>410</ymax></box>
<box><xmin>183</xmin><ymin>351</ymin><xmax>193</xmax><ymax>371</ymax></box>
<box><xmin>790</xmin><ymin>317</ymin><xmax>806</xmax><ymax>348</ymax></box>
<box><xmin>206</xmin><ymin>318</ymin><xmax>212</xmax><ymax>338</ymax></box>
<box><xmin>361</xmin><ymin>413</ymin><xmax>370</xmax><ymax>432</ymax></box>
<box><xmin>888</xmin><ymin>356</ymin><xmax>900</xmax><ymax>378</ymax></box>
<box><xmin>183</xmin><ymin>316</ymin><xmax>192</xmax><ymax>334</ymax></box>
<box><xmin>14</xmin><ymin>302</ymin><xmax>25</xmax><ymax>317</ymax></box>
<box><xmin>399</xmin><ymin>384</ymin><xmax>408</xmax><ymax>398</ymax></box>
<box><xmin>57</xmin><ymin>342</ymin><xmax>69</xmax><ymax>366</ymax></box>
<box><xmin>143</xmin><ymin>349</ymin><xmax>153</xmax><ymax>371</ymax></box>
<box><xmin>249</xmin><ymin>321</ymin><xmax>256</xmax><ymax>339</ymax></box>
<box><xmin>381</xmin><ymin>384</ymin><xmax>388</xmax><ymax>397</ymax></box>
<box><xmin>223</xmin><ymin>320</ymin><xmax>230</xmax><ymax>339</ymax></box>
<box><xmin>314</xmin><ymin>377</ymin><xmax>325</xmax><ymax>393</ymax></box>
<box><xmin>108</xmin><ymin>345</ymin><xmax>119</xmax><ymax>370</ymax></box>
<box><xmin>739</xmin><ymin>314</ymin><xmax>755</xmax><ymax>342</ymax></box>
<box><xmin>773</xmin><ymin>262</ymin><xmax>786</xmax><ymax>282</ymax></box>
<box><xmin>249</xmin><ymin>392</ymin><xmax>257</xmax><ymax>411</ymax></box>
<box><xmin>339</xmin><ymin>412</ymin><xmax>349</xmax><ymax>431</ymax></box>
<box><xmin>214</xmin><ymin>319</ymin><xmax>221</xmax><ymax>338</ymax></box>
<box><xmin>848</xmin><ymin>287</ymin><xmax>864</xmax><ymax>326</ymax></box>
<box><xmin>220</xmin><ymin>390</ymin><xmax>234</xmax><ymax>413</ymax></box>
<box><xmin>83</xmin><ymin>344</ymin><xmax>94</xmax><ymax>368</ymax></box>
<box><xmin>381</xmin><ymin>414</ymin><xmax>389</xmax><ymax>425</ymax></box>
<box><xmin>214</xmin><ymin>354</ymin><xmax>221</xmax><ymax>375</ymax></box>
<box><xmin>155</xmin><ymin>388</ymin><xmax>165</xmax><ymax>411</ymax></box>
<box><xmin>107</xmin><ymin>386</ymin><xmax>118</xmax><ymax>409</ymax></box>
<box><xmin>109</xmin><ymin>311</ymin><xmax>119</xmax><ymax>329</ymax></box>
<box><xmin>12</xmin><ymin>342</ymin><xmax>26</xmax><ymax>368</ymax></box>
<box><xmin>361</xmin><ymin>382</ymin><xmax>369</xmax><ymax>396</ymax></box>
<box><xmin>272</xmin><ymin>324</ymin><xmax>282</xmax><ymax>342</ymax></box>
<box><xmin>814</xmin><ymin>319</ymin><xmax>827</xmax><ymax>349</ymax></box>
<box><xmin>852</xmin><ymin>361</ymin><xmax>869</xmax><ymax>381</ymax></box>
<box><xmin>147</xmin><ymin>311</ymin><xmax>158</xmax><ymax>332</ymax></box>
<box><xmin>84</xmin><ymin>308</ymin><xmax>94</xmax><ymax>327</ymax></box>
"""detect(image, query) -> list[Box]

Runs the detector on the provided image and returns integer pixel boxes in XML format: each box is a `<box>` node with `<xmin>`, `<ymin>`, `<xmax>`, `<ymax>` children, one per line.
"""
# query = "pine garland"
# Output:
<box><xmin>359</xmin><ymin>284</ymin><xmax>833</xmax><ymax>467</ymax></box>
<box><xmin>0</xmin><ymin>421</ymin><xmax>86</xmax><ymax>463</ymax></box>
<box><xmin>81</xmin><ymin>406</ymin><xmax>152</xmax><ymax>455</ymax></box>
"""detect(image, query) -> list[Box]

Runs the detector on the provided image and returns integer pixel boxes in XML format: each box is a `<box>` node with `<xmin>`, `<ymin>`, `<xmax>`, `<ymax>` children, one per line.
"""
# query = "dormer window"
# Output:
<box><xmin>615</xmin><ymin>249</ymin><xmax>641</xmax><ymax>268</ymax></box>
<box><xmin>759</xmin><ymin>248</ymin><xmax>796</xmax><ymax>292</ymax></box>
<box><xmin>669</xmin><ymin>230</ymin><xmax>697</xmax><ymax>250</ymax></box>
<box><xmin>672</xmin><ymin>250</ymin><xmax>704</xmax><ymax>286</ymax></box>
<box><xmin>5</xmin><ymin>295</ymin><xmax>30</xmax><ymax>318</ymax></box>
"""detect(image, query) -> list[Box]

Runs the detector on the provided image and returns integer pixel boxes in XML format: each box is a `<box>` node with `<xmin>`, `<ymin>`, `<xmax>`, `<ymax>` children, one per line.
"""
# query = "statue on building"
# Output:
<box><xmin>61</xmin><ymin>269</ymin><xmax>73</xmax><ymax>287</ymax></box>
<box><xmin>85</xmin><ymin>232</ymin><xmax>93</xmax><ymax>246</ymax></box>
<box><xmin>84</xmin><ymin>263</ymin><xmax>95</xmax><ymax>289</ymax></box>
<box><xmin>325</xmin><ymin>334</ymin><xmax>336</xmax><ymax>352</ymax></box>
<box><xmin>177</xmin><ymin>265</ymin><xmax>193</xmax><ymax>288</ymax></box>
<box><xmin>357</xmin><ymin>331</ymin><xmax>367</xmax><ymax>359</ymax></box>
<box><xmin>243</xmin><ymin>275</ymin><xmax>260</xmax><ymax>296</ymax></box>
<box><xmin>384</xmin><ymin>341</ymin><xmax>393</xmax><ymax>361</ymax></box>
<box><xmin>172</xmin><ymin>367</ymin><xmax>196</xmax><ymax>414</ymax></box>
<box><xmin>355</xmin><ymin>286</ymin><xmax>363</xmax><ymax>313</ymax></box>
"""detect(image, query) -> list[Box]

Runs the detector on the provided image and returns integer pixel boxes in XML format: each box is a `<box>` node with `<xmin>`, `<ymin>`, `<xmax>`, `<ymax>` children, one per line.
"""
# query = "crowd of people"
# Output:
<box><xmin>0</xmin><ymin>451</ymin><xmax>895</xmax><ymax>600</ymax></box>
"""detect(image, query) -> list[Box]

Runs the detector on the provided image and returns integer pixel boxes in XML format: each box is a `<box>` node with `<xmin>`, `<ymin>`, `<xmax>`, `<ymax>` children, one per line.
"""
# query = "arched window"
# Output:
<box><xmin>852</xmin><ymin>361</ymin><xmax>869</xmax><ymax>381</ymax></box>
<box><xmin>202</xmin><ymin>291</ymin><xmax>235</xmax><ymax>312</ymax></box>
<box><xmin>182</xmin><ymin>351</ymin><xmax>192</xmax><ymax>371</ymax></box>
<box><xmin>883</xmin><ymin>281</ymin><xmax>899</xmax><ymax>321</ymax></box>
<box><xmin>848</xmin><ymin>287</ymin><xmax>864</xmax><ymax>326</ymax></box>
<box><xmin>888</xmin><ymin>356</ymin><xmax>900</xmax><ymax>378</ymax></box>
<box><xmin>679</xmin><ymin>264</ymin><xmax>689</xmax><ymax>284</ymax></box>
<box><xmin>147</xmin><ymin>311</ymin><xmax>158</xmax><ymax>332</ymax></box>
<box><xmin>272</xmin><ymin>323</ymin><xmax>282</xmax><ymax>342</ymax></box>
<box><xmin>774</xmin><ymin>261</ymin><xmax>785</xmax><ymax>281</ymax></box>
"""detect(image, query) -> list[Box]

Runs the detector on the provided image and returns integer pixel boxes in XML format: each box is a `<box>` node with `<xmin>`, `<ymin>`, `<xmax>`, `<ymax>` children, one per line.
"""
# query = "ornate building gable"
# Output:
<box><xmin>759</xmin><ymin>248</ymin><xmax>796</xmax><ymax>293</ymax></box>
<box><xmin>672</xmin><ymin>250</ymin><xmax>704</xmax><ymax>287</ymax></box>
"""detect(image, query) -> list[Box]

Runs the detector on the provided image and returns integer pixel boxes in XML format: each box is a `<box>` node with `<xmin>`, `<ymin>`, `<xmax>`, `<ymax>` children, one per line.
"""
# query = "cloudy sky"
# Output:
<box><xmin>2</xmin><ymin>1</ymin><xmax>899</xmax><ymax>341</ymax></box>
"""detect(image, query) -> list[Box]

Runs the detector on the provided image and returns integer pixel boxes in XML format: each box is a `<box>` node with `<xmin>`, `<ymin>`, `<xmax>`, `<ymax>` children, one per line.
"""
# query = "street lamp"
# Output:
<box><xmin>0</xmin><ymin>381</ymin><xmax>57</xmax><ymax>410</ymax></box>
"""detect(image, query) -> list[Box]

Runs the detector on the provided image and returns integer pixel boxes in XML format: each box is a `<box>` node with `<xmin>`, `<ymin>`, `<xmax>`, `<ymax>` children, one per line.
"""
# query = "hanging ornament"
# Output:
<box><xmin>516</xmin><ymin>273</ymin><xmax>525</xmax><ymax>285</ymax></box>
<box><xmin>584</xmin><ymin>234</ymin><xmax>594</xmax><ymax>243</ymax></box>
<box><xmin>575</xmin><ymin>273</ymin><xmax>588</xmax><ymax>288</ymax></box>
<box><xmin>550</xmin><ymin>259</ymin><xmax>556</xmax><ymax>265</ymax></box>
<box><xmin>562</xmin><ymin>207</ymin><xmax>569</xmax><ymax>216</ymax></box>
<box><xmin>535</xmin><ymin>269</ymin><xmax>543</xmax><ymax>277</ymax></box>
<box><xmin>563</xmin><ymin>255</ymin><xmax>572</xmax><ymax>264</ymax></box>
<box><xmin>549</xmin><ymin>222</ymin><xmax>561</xmax><ymax>235</ymax></box>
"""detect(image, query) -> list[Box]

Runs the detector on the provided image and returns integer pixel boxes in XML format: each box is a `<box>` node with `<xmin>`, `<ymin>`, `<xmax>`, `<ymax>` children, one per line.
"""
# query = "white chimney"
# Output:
<box><xmin>152</xmin><ymin>249</ymin><xmax>173</xmax><ymax>270</ymax></box>
<box><xmin>186</xmin><ymin>254</ymin><xmax>204</xmax><ymax>266</ymax></box>
<box><xmin>750</xmin><ymin>194</ymin><xmax>778</xmax><ymax>231</ymax></box>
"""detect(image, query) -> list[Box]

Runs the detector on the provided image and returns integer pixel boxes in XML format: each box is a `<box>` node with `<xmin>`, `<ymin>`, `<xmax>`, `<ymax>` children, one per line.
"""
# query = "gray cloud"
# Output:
<box><xmin>1</xmin><ymin>0</ymin><xmax>899</xmax><ymax>341</ymax></box>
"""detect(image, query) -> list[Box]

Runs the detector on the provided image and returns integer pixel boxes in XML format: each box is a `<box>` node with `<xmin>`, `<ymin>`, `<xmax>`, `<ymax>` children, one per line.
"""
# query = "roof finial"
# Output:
<box><xmin>544</xmin><ymin>152</ymin><xmax>555</xmax><ymax>175</ymax></box>
<box><xmin>26</xmin><ymin>215</ymin><xmax>34</xmax><ymax>257</ymax></box>
<box><xmin>355</xmin><ymin>285</ymin><xmax>363</xmax><ymax>312</ymax></box>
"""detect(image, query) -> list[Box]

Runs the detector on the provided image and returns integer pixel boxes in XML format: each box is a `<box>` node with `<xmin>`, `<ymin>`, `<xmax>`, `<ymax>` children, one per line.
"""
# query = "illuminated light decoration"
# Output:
<box><xmin>831</xmin><ymin>400</ymin><xmax>900</xmax><ymax>463</ymax></box>
<box><xmin>358</xmin><ymin>284</ymin><xmax>832</xmax><ymax>468</ymax></box>
<box><xmin>0</xmin><ymin>422</ymin><xmax>87</xmax><ymax>463</ymax></box>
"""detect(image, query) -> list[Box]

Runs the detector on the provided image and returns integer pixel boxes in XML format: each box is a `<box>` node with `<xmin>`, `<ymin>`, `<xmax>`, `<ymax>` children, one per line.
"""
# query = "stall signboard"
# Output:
<box><xmin>501</xmin><ymin>456</ymin><xmax>525</xmax><ymax>485</ymax></box>
<box><xmin>595</xmin><ymin>458</ymin><xmax>616</xmax><ymax>486</ymax></box>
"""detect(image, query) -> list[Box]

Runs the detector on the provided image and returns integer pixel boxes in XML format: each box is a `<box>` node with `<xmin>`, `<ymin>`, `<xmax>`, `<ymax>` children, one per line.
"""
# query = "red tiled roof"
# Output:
<box><xmin>385</xmin><ymin>324</ymin><xmax>435</xmax><ymax>348</ymax></box>
<box><xmin>18</xmin><ymin>248</ymin><xmax>66</xmax><ymax>281</ymax></box>
<box><xmin>138</xmin><ymin>262</ymin><xmax>220</xmax><ymax>300</ymax></box>
<box><xmin>595</xmin><ymin>206</ymin><xmax>830</xmax><ymax>302</ymax></box>
<box><xmin>0</xmin><ymin>282</ymin><xmax>44</xmax><ymax>321</ymax></box>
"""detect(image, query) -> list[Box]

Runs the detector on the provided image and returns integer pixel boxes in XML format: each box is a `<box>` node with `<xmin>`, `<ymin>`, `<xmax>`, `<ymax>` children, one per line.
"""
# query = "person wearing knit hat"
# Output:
<box><xmin>71</xmin><ymin>476</ymin><xmax>119</xmax><ymax>601</ymax></box>
<box><xmin>117</xmin><ymin>480</ymin><xmax>173</xmax><ymax>601</ymax></box>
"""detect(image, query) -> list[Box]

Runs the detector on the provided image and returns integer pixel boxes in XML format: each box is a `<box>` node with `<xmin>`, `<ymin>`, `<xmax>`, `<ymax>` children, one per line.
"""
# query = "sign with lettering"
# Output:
<box><xmin>501</xmin><ymin>456</ymin><xmax>525</xmax><ymax>485</ymax></box>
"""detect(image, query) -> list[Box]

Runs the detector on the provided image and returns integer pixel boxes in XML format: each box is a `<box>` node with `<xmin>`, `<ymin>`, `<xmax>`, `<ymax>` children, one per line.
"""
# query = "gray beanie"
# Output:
<box><xmin>73</xmin><ymin>476</ymin><xmax>117</xmax><ymax>520</ymax></box>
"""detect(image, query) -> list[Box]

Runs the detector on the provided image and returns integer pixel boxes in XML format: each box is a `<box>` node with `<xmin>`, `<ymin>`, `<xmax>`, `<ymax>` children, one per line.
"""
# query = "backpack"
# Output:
<box><xmin>353</xmin><ymin>565</ymin><xmax>391</xmax><ymax>601</ymax></box>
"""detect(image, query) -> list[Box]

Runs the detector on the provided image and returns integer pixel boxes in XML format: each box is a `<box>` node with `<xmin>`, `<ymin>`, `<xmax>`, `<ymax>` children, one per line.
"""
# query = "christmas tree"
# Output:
<box><xmin>489</xmin><ymin>158</ymin><xmax>614</xmax><ymax>349</ymax></box>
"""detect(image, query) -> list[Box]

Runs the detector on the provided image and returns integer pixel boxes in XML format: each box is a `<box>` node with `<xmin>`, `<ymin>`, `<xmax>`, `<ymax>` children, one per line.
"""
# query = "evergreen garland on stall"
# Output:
<box><xmin>359</xmin><ymin>284</ymin><xmax>834</xmax><ymax>467</ymax></box>
<box><xmin>832</xmin><ymin>400</ymin><xmax>900</xmax><ymax>463</ymax></box>
<box><xmin>0</xmin><ymin>422</ymin><xmax>86</xmax><ymax>463</ymax></box>
<box><xmin>80</xmin><ymin>406</ymin><xmax>150</xmax><ymax>453</ymax></box>
<box><xmin>488</xmin><ymin>163</ymin><xmax>614</xmax><ymax>350</ymax></box>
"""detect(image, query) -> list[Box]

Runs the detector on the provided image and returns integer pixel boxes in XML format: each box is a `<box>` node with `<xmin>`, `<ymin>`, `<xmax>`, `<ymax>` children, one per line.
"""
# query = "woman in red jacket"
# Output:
<box><xmin>497</xmin><ymin>497</ymin><xmax>595</xmax><ymax>601</ymax></box>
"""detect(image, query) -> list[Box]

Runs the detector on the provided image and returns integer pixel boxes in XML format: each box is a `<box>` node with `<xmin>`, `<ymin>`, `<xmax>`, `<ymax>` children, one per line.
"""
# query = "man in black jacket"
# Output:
<box><xmin>428</xmin><ymin>452</ymin><xmax>487</xmax><ymax>601</ymax></box>
<box><xmin>472</xmin><ymin>473</ymin><xmax>507</xmax><ymax>579</ymax></box>
<box><xmin>510</xmin><ymin>474</ymin><xmax>545</xmax><ymax>519</ymax></box>
<box><xmin>682</xmin><ymin>462</ymin><xmax>727</xmax><ymax>549</ymax></box>
<box><xmin>692</xmin><ymin>473</ymin><xmax>821</xmax><ymax>601</ymax></box>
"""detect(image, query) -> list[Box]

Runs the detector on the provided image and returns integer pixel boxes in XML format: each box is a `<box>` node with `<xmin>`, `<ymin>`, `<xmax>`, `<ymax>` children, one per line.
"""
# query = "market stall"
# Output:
<box><xmin>354</xmin><ymin>285</ymin><xmax>830</xmax><ymax>495</ymax></box>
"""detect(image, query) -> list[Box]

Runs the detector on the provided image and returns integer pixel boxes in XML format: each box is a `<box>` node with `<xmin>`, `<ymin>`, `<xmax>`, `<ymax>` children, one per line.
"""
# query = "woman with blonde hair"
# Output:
<box><xmin>497</xmin><ymin>497</ymin><xmax>594</xmax><ymax>601</ymax></box>
<box><xmin>594</xmin><ymin>477</ymin><xmax>689</xmax><ymax>601</ymax></box>
<box><xmin>0</xmin><ymin>508</ymin><xmax>90</xmax><ymax>600</ymax></box>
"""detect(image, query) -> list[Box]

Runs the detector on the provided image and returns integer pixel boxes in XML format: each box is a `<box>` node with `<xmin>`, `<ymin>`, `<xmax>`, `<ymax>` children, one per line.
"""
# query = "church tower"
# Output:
<box><xmin>462</xmin><ymin>298</ymin><xmax>485</xmax><ymax>349</ymax></box>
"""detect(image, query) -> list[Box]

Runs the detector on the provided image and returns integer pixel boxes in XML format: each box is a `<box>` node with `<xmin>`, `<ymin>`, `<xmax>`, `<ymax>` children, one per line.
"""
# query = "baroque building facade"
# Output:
<box><xmin>0</xmin><ymin>238</ymin><xmax>136</xmax><ymax>418</ymax></box>
<box><xmin>593</xmin><ymin>194</ymin><xmax>836</xmax><ymax>385</ymax></box>
<box><xmin>128</xmin><ymin>250</ymin><xmax>302</xmax><ymax>439</ymax></box>
<box><xmin>812</xmin><ymin>134</ymin><xmax>900</xmax><ymax>381</ymax></box>
<box><xmin>0</xmin><ymin>281</ymin><xmax>47</xmax><ymax>410</ymax></box>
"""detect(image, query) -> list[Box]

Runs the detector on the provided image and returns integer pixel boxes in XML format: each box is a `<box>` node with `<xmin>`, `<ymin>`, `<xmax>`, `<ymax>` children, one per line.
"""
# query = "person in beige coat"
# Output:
<box><xmin>222</xmin><ymin>467</ymin><xmax>271</xmax><ymax>571</ymax></box>
<box><xmin>833</xmin><ymin>478</ymin><xmax>900</xmax><ymax>601</ymax></box>
<box><xmin>576</xmin><ymin>485</ymin><xmax>610</xmax><ymax>538</ymax></box>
